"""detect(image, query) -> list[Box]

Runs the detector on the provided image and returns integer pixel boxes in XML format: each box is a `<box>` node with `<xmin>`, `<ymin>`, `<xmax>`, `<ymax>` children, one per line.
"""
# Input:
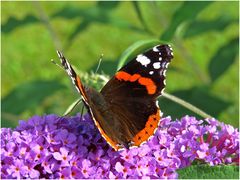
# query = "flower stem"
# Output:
<box><xmin>162</xmin><ymin>92</ymin><xmax>213</xmax><ymax>119</ymax></box>
<box><xmin>33</xmin><ymin>1</ymin><xmax>62</xmax><ymax>50</ymax></box>
<box><xmin>63</xmin><ymin>98</ymin><xmax>82</xmax><ymax>116</ymax></box>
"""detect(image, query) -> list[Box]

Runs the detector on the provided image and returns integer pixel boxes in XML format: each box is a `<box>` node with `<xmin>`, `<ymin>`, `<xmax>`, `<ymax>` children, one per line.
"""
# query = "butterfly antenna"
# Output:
<box><xmin>95</xmin><ymin>53</ymin><xmax>104</xmax><ymax>73</ymax></box>
<box><xmin>51</xmin><ymin>59</ymin><xmax>65</xmax><ymax>71</ymax></box>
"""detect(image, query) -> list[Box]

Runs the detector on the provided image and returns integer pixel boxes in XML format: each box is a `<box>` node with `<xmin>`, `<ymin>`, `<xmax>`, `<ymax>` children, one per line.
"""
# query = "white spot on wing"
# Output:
<box><xmin>160</xmin><ymin>111</ymin><xmax>163</xmax><ymax>117</ymax></box>
<box><xmin>153</xmin><ymin>62</ymin><xmax>161</xmax><ymax>69</ymax></box>
<box><xmin>163</xmin><ymin>70</ymin><xmax>166</xmax><ymax>77</ymax></box>
<box><xmin>149</xmin><ymin>71</ymin><xmax>154</xmax><ymax>75</ymax></box>
<box><xmin>163</xmin><ymin>79</ymin><xmax>166</xmax><ymax>85</ymax></box>
<box><xmin>136</xmin><ymin>54</ymin><xmax>151</xmax><ymax>67</ymax></box>
<box><xmin>161</xmin><ymin>87</ymin><xmax>165</xmax><ymax>94</ymax></box>
<box><xmin>153</xmin><ymin>46</ymin><xmax>159</xmax><ymax>52</ymax></box>
<box><xmin>162</xmin><ymin>62</ymin><xmax>169</xmax><ymax>68</ymax></box>
<box><xmin>159</xmin><ymin>57</ymin><xmax>162</xmax><ymax>61</ymax></box>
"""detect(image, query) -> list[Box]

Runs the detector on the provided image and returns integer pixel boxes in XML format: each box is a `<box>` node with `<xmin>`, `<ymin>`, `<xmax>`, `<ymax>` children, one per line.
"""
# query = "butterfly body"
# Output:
<box><xmin>57</xmin><ymin>44</ymin><xmax>174</xmax><ymax>150</ymax></box>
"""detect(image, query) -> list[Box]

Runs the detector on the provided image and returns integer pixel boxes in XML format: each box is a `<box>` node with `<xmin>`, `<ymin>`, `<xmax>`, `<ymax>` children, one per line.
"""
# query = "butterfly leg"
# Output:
<box><xmin>80</xmin><ymin>100</ymin><xmax>85</xmax><ymax>120</ymax></box>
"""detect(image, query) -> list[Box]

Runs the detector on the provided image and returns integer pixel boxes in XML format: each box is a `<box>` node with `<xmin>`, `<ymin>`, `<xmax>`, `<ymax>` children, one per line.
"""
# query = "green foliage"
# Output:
<box><xmin>2</xmin><ymin>14</ymin><xmax>40</xmax><ymax>33</ymax></box>
<box><xmin>208</xmin><ymin>37</ymin><xmax>239</xmax><ymax>82</ymax></box>
<box><xmin>183</xmin><ymin>16</ymin><xmax>238</xmax><ymax>39</ymax></box>
<box><xmin>1</xmin><ymin>80</ymin><xmax>66</xmax><ymax>127</ymax></box>
<box><xmin>2</xmin><ymin>1</ymin><xmax>238</xmax><ymax>129</ymax></box>
<box><xmin>161</xmin><ymin>1</ymin><xmax>212</xmax><ymax>41</ymax></box>
<box><xmin>97</xmin><ymin>1</ymin><xmax>120</xmax><ymax>10</ymax></box>
<box><xmin>160</xmin><ymin>86</ymin><xmax>231</xmax><ymax>121</ymax></box>
<box><xmin>177</xmin><ymin>165</ymin><xmax>239</xmax><ymax>179</ymax></box>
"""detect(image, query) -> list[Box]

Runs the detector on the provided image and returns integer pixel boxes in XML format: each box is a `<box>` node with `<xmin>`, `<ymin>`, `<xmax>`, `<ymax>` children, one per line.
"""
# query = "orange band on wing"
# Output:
<box><xmin>129</xmin><ymin>74</ymin><xmax>141</xmax><ymax>82</ymax></box>
<box><xmin>138</xmin><ymin>77</ymin><xmax>156</xmax><ymax>95</ymax></box>
<box><xmin>115</xmin><ymin>71</ymin><xmax>157</xmax><ymax>95</ymax></box>
<box><xmin>76</xmin><ymin>76</ymin><xmax>88</xmax><ymax>101</ymax></box>
<box><xmin>132</xmin><ymin>110</ymin><xmax>160</xmax><ymax>146</ymax></box>
<box><xmin>115</xmin><ymin>71</ymin><xmax>131</xmax><ymax>81</ymax></box>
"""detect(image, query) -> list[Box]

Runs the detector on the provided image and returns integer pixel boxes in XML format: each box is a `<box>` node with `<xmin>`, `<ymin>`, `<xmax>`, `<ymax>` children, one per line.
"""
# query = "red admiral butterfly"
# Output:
<box><xmin>57</xmin><ymin>44</ymin><xmax>173</xmax><ymax>150</ymax></box>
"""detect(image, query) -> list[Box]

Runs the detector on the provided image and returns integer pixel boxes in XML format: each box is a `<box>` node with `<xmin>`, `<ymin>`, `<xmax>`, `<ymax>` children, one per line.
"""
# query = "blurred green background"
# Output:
<box><xmin>1</xmin><ymin>1</ymin><xmax>239</xmax><ymax>128</ymax></box>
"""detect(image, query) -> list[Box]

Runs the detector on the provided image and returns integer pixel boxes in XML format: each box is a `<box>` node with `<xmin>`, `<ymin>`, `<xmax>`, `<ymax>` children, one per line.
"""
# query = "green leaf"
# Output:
<box><xmin>132</xmin><ymin>2</ymin><xmax>152</xmax><ymax>35</ymax></box>
<box><xmin>117</xmin><ymin>39</ymin><xmax>164</xmax><ymax>70</ymax></box>
<box><xmin>208</xmin><ymin>37</ymin><xmax>239</xmax><ymax>82</ymax></box>
<box><xmin>161</xmin><ymin>1</ymin><xmax>212</xmax><ymax>41</ymax></box>
<box><xmin>2</xmin><ymin>80</ymin><xmax>65</xmax><ymax>115</ymax></box>
<box><xmin>51</xmin><ymin>6</ymin><xmax>146</xmax><ymax>49</ymax></box>
<box><xmin>97</xmin><ymin>1</ymin><xmax>120</xmax><ymax>10</ymax></box>
<box><xmin>177</xmin><ymin>165</ymin><xmax>239</xmax><ymax>179</ymax></box>
<box><xmin>183</xmin><ymin>16</ymin><xmax>238</xmax><ymax>39</ymax></box>
<box><xmin>160</xmin><ymin>86</ymin><xmax>231</xmax><ymax>122</ymax></box>
<box><xmin>2</xmin><ymin>14</ymin><xmax>39</xmax><ymax>33</ymax></box>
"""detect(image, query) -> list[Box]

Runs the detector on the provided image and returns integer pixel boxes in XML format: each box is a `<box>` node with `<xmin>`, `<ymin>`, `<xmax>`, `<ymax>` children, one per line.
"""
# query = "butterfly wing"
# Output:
<box><xmin>100</xmin><ymin>44</ymin><xmax>174</xmax><ymax>148</ymax></box>
<box><xmin>57</xmin><ymin>51</ymin><xmax>89</xmax><ymax>104</ymax></box>
<box><xmin>57</xmin><ymin>51</ymin><xmax>121</xmax><ymax>150</ymax></box>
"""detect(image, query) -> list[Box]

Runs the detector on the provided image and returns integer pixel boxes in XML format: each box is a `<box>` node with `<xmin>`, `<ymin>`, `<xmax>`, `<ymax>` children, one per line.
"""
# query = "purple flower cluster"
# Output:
<box><xmin>1</xmin><ymin>114</ymin><xmax>239</xmax><ymax>179</ymax></box>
